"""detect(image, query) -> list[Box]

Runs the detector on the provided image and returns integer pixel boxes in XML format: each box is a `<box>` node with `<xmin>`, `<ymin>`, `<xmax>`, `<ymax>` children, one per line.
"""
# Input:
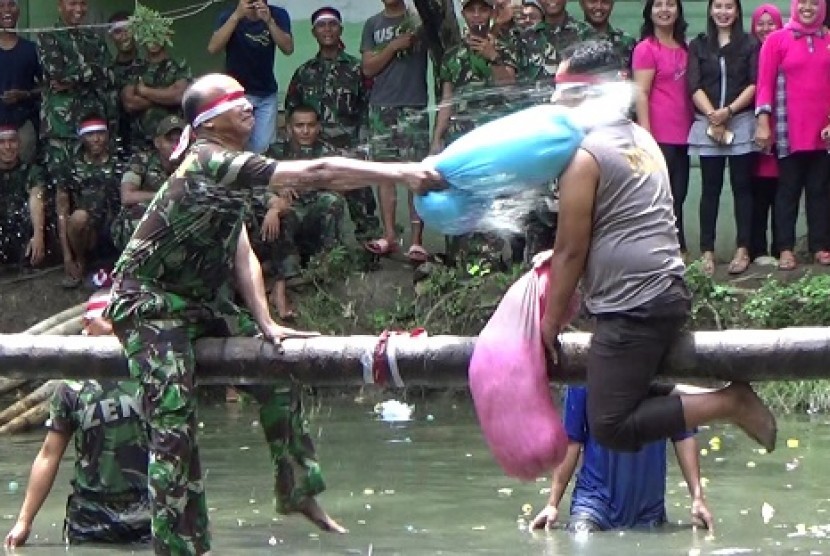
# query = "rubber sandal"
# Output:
<box><xmin>406</xmin><ymin>244</ymin><xmax>429</xmax><ymax>264</ymax></box>
<box><xmin>727</xmin><ymin>254</ymin><xmax>750</xmax><ymax>275</ymax></box>
<box><xmin>815</xmin><ymin>250</ymin><xmax>830</xmax><ymax>266</ymax></box>
<box><xmin>778</xmin><ymin>252</ymin><xmax>797</xmax><ymax>271</ymax></box>
<box><xmin>363</xmin><ymin>238</ymin><xmax>399</xmax><ymax>256</ymax></box>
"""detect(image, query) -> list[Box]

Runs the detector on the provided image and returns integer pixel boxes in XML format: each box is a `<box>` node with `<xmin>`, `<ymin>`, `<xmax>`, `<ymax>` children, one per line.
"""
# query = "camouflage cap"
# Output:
<box><xmin>462</xmin><ymin>0</ymin><xmax>495</xmax><ymax>7</ymax></box>
<box><xmin>156</xmin><ymin>115</ymin><xmax>185</xmax><ymax>137</ymax></box>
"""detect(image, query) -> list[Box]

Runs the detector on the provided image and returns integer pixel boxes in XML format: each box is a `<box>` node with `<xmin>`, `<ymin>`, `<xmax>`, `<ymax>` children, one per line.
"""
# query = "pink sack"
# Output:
<box><xmin>469</xmin><ymin>252</ymin><xmax>579</xmax><ymax>480</ymax></box>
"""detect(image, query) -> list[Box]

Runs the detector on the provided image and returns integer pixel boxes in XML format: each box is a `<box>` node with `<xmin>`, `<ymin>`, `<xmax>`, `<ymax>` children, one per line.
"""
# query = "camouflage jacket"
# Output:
<box><xmin>46</xmin><ymin>380</ymin><xmax>148</xmax><ymax>498</ymax></box>
<box><xmin>62</xmin><ymin>149</ymin><xmax>123</xmax><ymax>225</ymax></box>
<box><xmin>135</xmin><ymin>57</ymin><xmax>192</xmax><ymax>141</ymax></box>
<box><xmin>261</xmin><ymin>139</ymin><xmax>337</xmax><ymax>210</ymax></box>
<box><xmin>0</xmin><ymin>162</ymin><xmax>46</xmax><ymax>221</ymax></box>
<box><xmin>113</xmin><ymin>56</ymin><xmax>144</xmax><ymax>94</ymax></box>
<box><xmin>577</xmin><ymin>23</ymin><xmax>637</xmax><ymax>70</ymax></box>
<box><xmin>38</xmin><ymin>21</ymin><xmax>116</xmax><ymax>139</ymax></box>
<box><xmin>121</xmin><ymin>149</ymin><xmax>170</xmax><ymax>219</ymax></box>
<box><xmin>107</xmin><ymin>140</ymin><xmax>277</xmax><ymax>323</ymax></box>
<box><xmin>284</xmin><ymin>51</ymin><xmax>367</xmax><ymax>148</ymax></box>
<box><xmin>516</xmin><ymin>14</ymin><xmax>588</xmax><ymax>84</ymax></box>
<box><xmin>438</xmin><ymin>40</ymin><xmax>519</xmax><ymax>134</ymax></box>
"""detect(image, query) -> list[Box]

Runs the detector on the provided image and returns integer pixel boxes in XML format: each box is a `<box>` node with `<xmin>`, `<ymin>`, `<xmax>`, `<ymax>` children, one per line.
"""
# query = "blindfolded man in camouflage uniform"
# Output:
<box><xmin>104</xmin><ymin>73</ymin><xmax>442</xmax><ymax>555</ymax></box>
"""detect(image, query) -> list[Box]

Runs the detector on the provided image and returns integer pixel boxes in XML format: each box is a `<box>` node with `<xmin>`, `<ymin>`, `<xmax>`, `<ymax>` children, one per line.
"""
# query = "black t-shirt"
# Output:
<box><xmin>0</xmin><ymin>37</ymin><xmax>41</xmax><ymax>126</ymax></box>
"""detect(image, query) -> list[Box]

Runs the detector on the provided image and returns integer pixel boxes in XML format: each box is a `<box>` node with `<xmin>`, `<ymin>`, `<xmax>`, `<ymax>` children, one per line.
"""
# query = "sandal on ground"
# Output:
<box><xmin>815</xmin><ymin>250</ymin><xmax>830</xmax><ymax>266</ymax></box>
<box><xmin>61</xmin><ymin>276</ymin><xmax>81</xmax><ymax>289</ymax></box>
<box><xmin>701</xmin><ymin>252</ymin><xmax>716</xmax><ymax>277</ymax></box>
<box><xmin>363</xmin><ymin>238</ymin><xmax>399</xmax><ymax>256</ymax></box>
<box><xmin>406</xmin><ymin>244</ymin><xmax>430</xmax><ymax>264</ymax></box>
<box><xmin>778</xmin><ymin>252</ymin><xmax>797</xmax><ymax>271</ymax></box>
<box><xmin>728</xmin><ymin>253</ymin><xmax>750</xmax><ymax>275</ymax></box>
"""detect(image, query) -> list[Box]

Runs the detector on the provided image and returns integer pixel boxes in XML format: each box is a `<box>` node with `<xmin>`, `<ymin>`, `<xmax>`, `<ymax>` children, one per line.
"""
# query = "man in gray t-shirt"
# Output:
<box><xmin>360</xmin><ymin>0</ymin><xmax>432</xmax><ymax>265</ymax></box>
<box><xmin>540</xmin><ymin>40</ymin><xmax>777</xmax><ymax>458</ymax></box>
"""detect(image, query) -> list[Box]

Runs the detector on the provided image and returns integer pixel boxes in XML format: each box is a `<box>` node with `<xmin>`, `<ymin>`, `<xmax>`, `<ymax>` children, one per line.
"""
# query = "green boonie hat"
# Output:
<box><xmin>462</xmin><ymin>0</ymin><xmax>495</xmax><ymax>7</ymax></box>
<box><xmin>156</xmin><ymin>115</ymin><xmax>184</xmax><ymax>137</ymax></box>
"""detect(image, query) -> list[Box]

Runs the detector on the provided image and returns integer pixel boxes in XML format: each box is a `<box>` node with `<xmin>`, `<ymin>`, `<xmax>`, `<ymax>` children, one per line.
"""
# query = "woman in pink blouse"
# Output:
<box><xmin>755</xmin><ymin>0</ymin><xmax>830</xmax><ymax>270</ymax></box>
<box><xmin>633</xmin><ymin>0</ymin><xmax>694</xmax><ymax>257</ymax></box>
<box><xmin>750</xmin><ymin>4</ymin><xmax>783</xmax><ymax>263</ymax></box>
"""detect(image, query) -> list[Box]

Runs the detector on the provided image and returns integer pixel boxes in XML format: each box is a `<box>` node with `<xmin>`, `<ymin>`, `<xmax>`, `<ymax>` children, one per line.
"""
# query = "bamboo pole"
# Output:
<box><xmin>0</xmin><ymin>381</ymin><xmax>57</xmax><ymax>427</ymax></box>
<box><xmin>23</xmin><ymin>303</ymin><xmax>85</xmax><ymax>335</ymax></box>
<box><xmin>0</xmin><ymin>402</ymin><xmax>49</xmax><ymax>435</ymax></box>
<box><xmin>0</xmin><ymin>328</ymin><xmax>827</xmax><ymax>385</ymax></box>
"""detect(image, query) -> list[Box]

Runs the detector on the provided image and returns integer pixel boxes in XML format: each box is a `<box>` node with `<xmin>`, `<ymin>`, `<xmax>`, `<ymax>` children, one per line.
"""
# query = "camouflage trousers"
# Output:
<box><xmin>343</xmin><ymin>187</ymin><xmax>380</xmax><ymax>242</ymax></box>
<box><xmin>41</xmin><ymin>137</ymin><xmax>72</xmax><ymax>188</ymax></box>
<box><xmin>367</xmin><ymin>106</ymin><xmax>430</xmax><ymax>162</ymax></box>
<box><xmin>114</xmin><ymin>314</ymin><xmax>326</xmax><ymax>554</ymax></box>
<box><xmin>256</xmin><ymin>192</ymin><xmax>346</xmax><ymax>280</ymax></box>
<box><xmin>111</xmin><ymin>210</ymin><xmax>140</xmax><ymax>253</ymax></box>
<box><xmin>64</xmin><ymin>492</ymin><xmax>151</xmax><ymax>545</ymax></box>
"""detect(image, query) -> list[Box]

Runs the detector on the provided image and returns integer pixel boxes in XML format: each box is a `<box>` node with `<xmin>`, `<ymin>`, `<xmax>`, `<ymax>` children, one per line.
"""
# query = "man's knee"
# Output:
<box><xmin>589</xmin><ymin>413</ymin><xmax>642</xmax><ymax>453</ymax></box>
<box><xmin>68</xmin><ymin>209</ymin><xmax>91</xmax><ymax>232</ymax></box>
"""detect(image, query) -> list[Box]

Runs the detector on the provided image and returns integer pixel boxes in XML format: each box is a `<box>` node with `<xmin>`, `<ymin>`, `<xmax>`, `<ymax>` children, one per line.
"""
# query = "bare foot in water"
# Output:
<box><xmin>296</xmin><ymin>497</ymin><xmax>348</xmax><ymax>534</ymax></box>
<box><xmin>727</xmin><ymin>382</ymin><xmax>777</xmax><ymax>452</ymax></box>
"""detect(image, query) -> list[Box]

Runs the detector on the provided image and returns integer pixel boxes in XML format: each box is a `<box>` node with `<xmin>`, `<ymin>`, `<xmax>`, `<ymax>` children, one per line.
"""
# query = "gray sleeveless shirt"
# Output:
<box><xmin>579</xmin><ymin>121</ymin><xmax>685</xmax><ymax>315</ymax></box>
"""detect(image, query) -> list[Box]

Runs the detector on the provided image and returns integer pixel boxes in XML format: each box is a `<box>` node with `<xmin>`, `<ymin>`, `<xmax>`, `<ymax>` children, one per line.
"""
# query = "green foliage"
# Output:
<box><xmin>131</xmin><ymin>4</ymin><xmax>174</xmax><ymax>49</ymax></box>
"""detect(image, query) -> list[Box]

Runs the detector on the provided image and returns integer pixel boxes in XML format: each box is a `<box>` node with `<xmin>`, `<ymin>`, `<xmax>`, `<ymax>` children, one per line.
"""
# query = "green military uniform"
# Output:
<box><xmin>37</xmin><ymin>22</ymin><xmax>116</xmax><ymax>185</ymax></box>
<box><xmin>111</xmin><ymin>149</ymin><xmax>169</xmax><ymax>251</ymax></box>
<box><xmin>46</xmin><ymin>379</ymin><xmax>150</xmax><ymax>544</ymax></box>
<box><xmin>577</xmin><ymin>23</ymin><xmax>636</xmax><ymax>70</ymax></box>
<box><xmin>106</xmin><ymin>140</ymin><xmax>326</xmax><ymax>555</ymax></box>
<box><xmin>0</xmin><ymin>162</ymin><xmax>45</xmax><ymax>264</ymax></box>
<box><xmin>284</xmin><ymin>51</ymin><xmax>379</xmax><ymax>241</ymax></box>
<box><xmin>258</xmin><ymin>140</ymin><xmax>346</xmax><ymax>279</ymax></box>
<box><xmin>61</xmin><ymin>146</ymin><xmax>123</xmax><ymax>240</ymax></box>
<box><xmin>516</xmin><ymin>14</ymin><xmax>588</xmax><ymax>85</ymax></box>
<box><xmin>112</xmin><ymin>56</ymin><xmax>145</xmax><ymax>156</ymax></box>
<box><xmin>133</xmin><ymin>58</ymin><xmax>191</xmax><ymax>149</ymax></box>
<box><xmin>436</xmin><ymin>41</ymin><xmax>519</xmax><ymax>266</ymax></box>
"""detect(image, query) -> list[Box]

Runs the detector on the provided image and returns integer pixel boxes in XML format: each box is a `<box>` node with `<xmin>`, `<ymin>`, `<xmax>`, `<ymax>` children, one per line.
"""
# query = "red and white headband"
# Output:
<box><xmin>84</xmin><ymin>292</ymin><xmax>111</xmax><ymax>320</ymax></box>
<box><xmin>109</xmin><ymin>20</ymin><xmax>131</xmax><ymax>33</ymax></box>
<box><xmin>313</xmin><ymin>11</ymin><xmax>341</xmax><ymax>26</ymax></box>
<box><xmin>78</xmin><ymin>119</ymin><xmax>108</xmax><ymax>137</ymax></box>
<box><xmin>0</xmin><ymin>126</ymin><xmax>17</xmax><ymax>140</ymax></box>
<box><xmin>171</xmin><ymin>89</ymin><xmax>251</xmax><ymax>160</ymax></box>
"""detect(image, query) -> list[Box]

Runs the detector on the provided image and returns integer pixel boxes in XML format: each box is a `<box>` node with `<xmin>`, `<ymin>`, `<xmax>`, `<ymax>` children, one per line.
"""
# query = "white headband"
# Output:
<box><xmin>0</xmin><ymin>128</ymin><xmax>17</xmax><ymax>140</ymax></box>
<box><xmin>170</xmin><ymin>91</ymin><xmax>251</xmax><ymax>160</ymax></box>
<box><xmin>109</xmin><ymin>20</ymin><xmax>130</xmax><ymax>33</ymax></box>
<box><xmin>78</xmin><ymin>120</ymin><xmax>108</xmax><ymax>137</ymax></box>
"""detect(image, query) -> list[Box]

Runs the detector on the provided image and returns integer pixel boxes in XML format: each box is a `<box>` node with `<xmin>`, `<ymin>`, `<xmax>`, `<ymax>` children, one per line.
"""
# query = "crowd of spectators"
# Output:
<box><xmin>1</xmin><ymin>0</ymin><xmax>828</xmax><ymax>309</ymax></box>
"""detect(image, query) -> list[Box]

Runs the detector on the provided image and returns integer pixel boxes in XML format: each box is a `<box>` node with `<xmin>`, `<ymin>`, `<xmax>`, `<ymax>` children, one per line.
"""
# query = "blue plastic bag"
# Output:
<box><xmin>417</xmin><ymin>105</ymin><xmax>583</xmax><ymax>235</ymax></box>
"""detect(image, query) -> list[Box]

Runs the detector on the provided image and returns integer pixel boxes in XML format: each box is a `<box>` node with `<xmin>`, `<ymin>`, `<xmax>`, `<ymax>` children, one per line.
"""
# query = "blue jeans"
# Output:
<box><xmin>246</xmin><ymin>93</ymin><xmax>278</xmax><ymax>154</ymax></box>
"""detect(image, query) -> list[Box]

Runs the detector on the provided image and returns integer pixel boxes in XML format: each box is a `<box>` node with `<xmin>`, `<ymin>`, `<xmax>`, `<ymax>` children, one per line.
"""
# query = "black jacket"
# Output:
<box><xmin>686</xmin><ymin>32</ymin><xmax>759</xmax><ymax>114</ymax></box>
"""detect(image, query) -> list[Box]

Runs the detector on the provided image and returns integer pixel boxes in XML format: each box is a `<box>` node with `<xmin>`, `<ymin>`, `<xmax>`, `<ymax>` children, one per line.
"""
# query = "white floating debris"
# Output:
<box><xmin>786</xmin><ymin>459</ymin><xmax>800</xmax><ymax>472</ymax></box>
<box><xmin>268</xmin><ymin>536</ymin><xmax>278</xmax><ymax>546</ymax></box>
<box><xmin>363</xmin><ymin>488</ymin><xmax>375</xmax><ymax>496</ymax></box>
<box><xmin>7</xmin><ymin>481</ymin><xmax>18</xmax><ymax>493</ymax></box>
<box><xmin>239</xmin><ymin>446</ymin><xmax>250</xmax><ymax>451</ymax></box>
<box><xmin>357</xmin><ymin>520</ymin><xmax>366</xmax><ymax>525</ymax></box>
<box><xmin>251</xmin><ymin>420</ymin><xmax>259</xmax><ymax>427</ymax></box>
<box><xmin>472</xmin><ymin>525</ymin><xmax>487</xmax><ymax>531</ymax></box>
<box><xmin>383</xmin><ymin>489</ymin><xmax>395</xmax><ymax>495</ymax></box>
<box><xmin>198</xmin><ymin>422</ymin><xmax>205</xmax><ymax>429</ymax></box>
<box><xmin>746</xmin><ymin>461</ymin><xmax>756</xmax><ymax>468</ymax></box>
<box><xmin>309</xmin><ymin>532</ymin><xmax>319</xmax><ymax>539</ymax></box>
<box><xmin>374</xmin><ymin>400</ymin><xmax>413</xmax><ymax>422</ymax></box>
<box><xmin>497</xmin><ymin>488</ymin><xmax>513</xmax><ymax>497</ymax></box>
<box><xmin>689</xmin><ymin>548</ymin><xmax>701</xmax><ymax>556</ymax></box>
<box><xmin>426</xmin><ymin>414</ymin><xmax>435</xmax><ymax>422</ymax></box>
<box><xmin>762</xmin><ymin>502</ymin><xmax>775</xmax><ymax>524</ymax></box>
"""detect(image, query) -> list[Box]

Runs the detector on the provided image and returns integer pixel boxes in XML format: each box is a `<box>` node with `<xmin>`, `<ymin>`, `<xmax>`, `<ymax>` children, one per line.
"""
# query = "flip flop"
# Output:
<box><xmin>727</xmin><ymin>254</ymin><xmax>750</xmax><ymax>275</ymax></box>
<box><xmin>364</xmin><ymin>238</ymin><xmax>399</xmax><ymax>256</ymax></box>
<box><xmin>778</xmin><ymin>252</ymin><xmax>797</xmax><ymax>271</ymax></box>
<box><xmin>406</xmin><ymin>244</ymin><xmax>429</xmax><ymax>264</ymax></box>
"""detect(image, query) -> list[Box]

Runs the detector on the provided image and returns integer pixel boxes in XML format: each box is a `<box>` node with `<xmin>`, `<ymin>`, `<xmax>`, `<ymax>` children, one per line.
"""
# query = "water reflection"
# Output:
<box><xmin>1</xmin><ymin>397</ymin><xmax>829</xmax><ymax>554</ymax></box>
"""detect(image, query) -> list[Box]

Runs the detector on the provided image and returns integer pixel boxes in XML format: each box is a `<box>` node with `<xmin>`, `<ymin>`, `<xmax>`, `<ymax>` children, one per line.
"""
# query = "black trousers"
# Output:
<box><xmin>775</xmin><ymin>151</ymin><xmax>830</xmax><ymax>253</ymax></box>
<box><xmin>658</xmin><ymin>144</ymin><xmax>690</xmax><ymax>251</ymax></box>
<box><xmin>750</xmin><ymin>175</ymin><xmax>778</xmax><ymax>259</ymax></box>
<box><xmin>586</xmin><ymin>291</ymin><xmax>689</xmax><ymax>452</ymax></box>
<box><xmin>698</xmin><ymin>153</ymin><xmax>754</xmax><ymax>252</ymax></box>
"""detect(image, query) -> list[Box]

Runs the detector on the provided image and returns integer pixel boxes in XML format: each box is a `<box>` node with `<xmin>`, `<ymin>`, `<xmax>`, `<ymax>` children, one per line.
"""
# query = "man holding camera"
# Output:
<box><xmin>208</xmin><ymin>0</ymin><xmax>293</xmax><ymax>153</ymax></box>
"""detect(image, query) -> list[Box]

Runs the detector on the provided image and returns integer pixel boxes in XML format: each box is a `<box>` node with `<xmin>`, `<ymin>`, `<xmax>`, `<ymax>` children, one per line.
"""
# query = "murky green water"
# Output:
<box><xmin>1</xmin><ymin>397</ymin><xmax>829</xmax><ymax>555</ymax></box>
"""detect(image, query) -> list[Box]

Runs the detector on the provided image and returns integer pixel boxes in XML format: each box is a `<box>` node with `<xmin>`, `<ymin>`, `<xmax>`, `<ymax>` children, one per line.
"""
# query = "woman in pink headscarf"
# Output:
<box><xmin>749</xmin><ymin>4</ymin><xmax>783</xmax><ymax>264</ymax></box>
<box><xmin>755</xmin><ymin>0</ymin><xmax>830</xmax><ymax>270</ymax></box>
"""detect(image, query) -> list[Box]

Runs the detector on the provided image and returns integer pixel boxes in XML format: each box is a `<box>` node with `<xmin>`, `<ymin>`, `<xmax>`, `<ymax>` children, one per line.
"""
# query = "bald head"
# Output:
<box><xmin>182</xmin><ymin>73</ymin><xmax>245</xmax><ymax>125</ymax></box>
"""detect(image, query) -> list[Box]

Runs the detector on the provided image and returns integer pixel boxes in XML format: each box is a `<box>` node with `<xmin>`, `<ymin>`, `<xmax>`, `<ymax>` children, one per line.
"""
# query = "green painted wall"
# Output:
<box><xmin>20</xmin><ymin>1</ymin><xmax>802</xmax><ymax>259</ymax></box>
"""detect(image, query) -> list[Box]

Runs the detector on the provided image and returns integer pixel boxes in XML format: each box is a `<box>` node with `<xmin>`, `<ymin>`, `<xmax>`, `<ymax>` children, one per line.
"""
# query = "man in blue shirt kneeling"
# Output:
<box><xmin>531</xmin><ymin>386</ymin><xmax>714</xmax><ymax>533</ymax></box>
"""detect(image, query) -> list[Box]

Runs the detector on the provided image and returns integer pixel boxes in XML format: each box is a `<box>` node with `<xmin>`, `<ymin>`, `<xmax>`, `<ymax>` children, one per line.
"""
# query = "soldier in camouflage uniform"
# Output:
<box><xmin>104</xmin><ymin>74</ymin><xmax>440</xmax><ymax>555</ymax></box>
<box><xmin>577</xmin><ymin>0</ymin><xmax>635</xmax><ymax>69</ymax></box>
<box><xmin>37</xmin><ymin>0</ymin><xmax>116</xmax><ymax>190</ymax></box>
<box><xmin>517</xmin><ymin>0</ymin><xmax>587</xmax><ymax>86</ymax></box>
<box><xmin>111</xmin><ymin>115</ymin><xmax>183</xmax><ymax>252</ymax></box>
<box><xmin>4</xmin><ymin>293</ymin><xmax>150</xmax><ymax>549</ymax></box>
<box><xmin>432</xmin><ymin>0</ymin><xmax>519</xmax><ymax>267</ymax></box>
<box><xmin>56</xmin><ymin>117</ymin><xmax>122</xmax><ymax>287</ymax></box>
<box><xmin>0</xmin><ymin>125</ymin><xmax>47</xmax><ymax>267</ymax></box>
<box><xmin>284</xmin><ymin>7</ymin><xmax>379</xmax><ymax>242</ymax></box>
<box><xmin>259</xmin><ymin>106</ymin><xmax>346</xmax><ymax>318</ymax></box>
<box><xmin>108</xmin><ymin>12</ymin><xmax>143</xmax><ymax>157</ymax></box>
<box><xmin>121</xmin><ymin>28</ymin><xmax>191</xmax><ymax>153</ymax></box>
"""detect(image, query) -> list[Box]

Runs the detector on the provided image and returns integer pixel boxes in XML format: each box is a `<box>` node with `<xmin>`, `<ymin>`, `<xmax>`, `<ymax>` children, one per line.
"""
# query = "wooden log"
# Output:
<box><xmin>0</xmin><ymin>328</ymin><xmax>827</xmax><ymax>385</ymax></box>
<box><xmin>23</xmin><ymin>303</ymin><xmax>85</xmax><ymax>335</ymax></box>
<box><xmin>0</xmin><ymin>381</ymin><xmax>57</xmax><ymax>427</ymax></box>
<box><xmin>0</xmin><ymin>401</ymin><xmax>49</xmax><ymax>435</ymax></box>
